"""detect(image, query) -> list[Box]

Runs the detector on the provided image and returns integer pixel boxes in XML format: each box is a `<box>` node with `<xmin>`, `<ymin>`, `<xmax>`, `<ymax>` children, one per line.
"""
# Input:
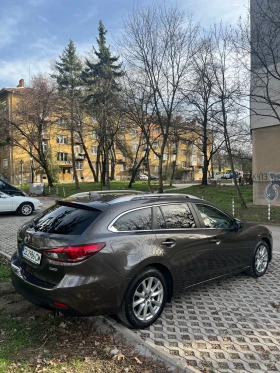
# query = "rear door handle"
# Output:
<box><xmin>161</xmin><ymin>239</ymin><xmax>176</xmax><ymax>248</ymax></box>
<box><xmin>210</xmin><ymin>237</ymin><xmax>221</xmax><ymax>245</ymax></box>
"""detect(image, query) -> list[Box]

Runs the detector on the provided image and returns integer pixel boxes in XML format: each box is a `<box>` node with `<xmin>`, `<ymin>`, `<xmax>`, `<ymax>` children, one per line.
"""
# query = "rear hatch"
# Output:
<box><xmin>17</xmin><ymin>200</ymin><xmax>107</xmax><ymax>286</ymax></box>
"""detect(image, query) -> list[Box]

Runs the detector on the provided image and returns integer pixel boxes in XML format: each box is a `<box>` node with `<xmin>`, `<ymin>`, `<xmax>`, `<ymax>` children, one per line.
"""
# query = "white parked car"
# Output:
<box><xmin>138</xmin><ymin>173</ymin><xmax>148</xmax><ymax>180</ymax></box>
<box><xmin>0</xmin><ymin>191</ymin><xmax>43</xmax><ymax>216</ymax></box>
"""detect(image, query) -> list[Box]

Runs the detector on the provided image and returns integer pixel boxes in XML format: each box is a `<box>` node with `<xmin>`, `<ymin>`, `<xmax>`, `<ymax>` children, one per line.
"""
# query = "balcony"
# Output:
<box><xmin>75</xmin><ymin>153</ymin><xmax>85</xmax><ymax>161</ymax></box>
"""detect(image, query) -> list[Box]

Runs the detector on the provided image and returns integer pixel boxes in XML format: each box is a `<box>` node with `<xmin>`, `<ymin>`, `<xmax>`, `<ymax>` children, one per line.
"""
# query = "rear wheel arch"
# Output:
<box><xmin>147</xmin><ymin>263</ymin><xmax>174</xmax><ymax>302</ymax></box>
<box><xmin>261</xmin><ymin>237</ymin><xmax>272</xmax><ymax>262</ymax></box>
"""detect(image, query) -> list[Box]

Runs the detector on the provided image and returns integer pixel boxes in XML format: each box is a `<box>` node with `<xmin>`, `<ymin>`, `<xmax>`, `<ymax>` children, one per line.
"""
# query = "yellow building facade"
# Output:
<box><xmin>0</xmin><ymin>80</ymin><xmax>207</xmax><ymax>185</ymax></box>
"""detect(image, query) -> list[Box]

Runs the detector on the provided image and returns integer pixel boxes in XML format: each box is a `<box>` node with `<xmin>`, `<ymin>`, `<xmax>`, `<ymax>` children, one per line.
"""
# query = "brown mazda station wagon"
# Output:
<box><xmin>11</xmin><ymin>193</ymin><xmax>273</xmax><ymax>329</ymax></box>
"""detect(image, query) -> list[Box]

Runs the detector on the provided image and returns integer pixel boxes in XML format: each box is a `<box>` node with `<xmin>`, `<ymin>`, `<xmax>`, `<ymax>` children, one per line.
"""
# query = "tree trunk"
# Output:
<box><xmin>157</xmin><ymin>135</ymin><xmax>168</xmax><ymax>193</ymax></box>
<box><xmin>71</xmin><ymin>129</ymin><xmax>79</xmax><ymax>189</ymax></box>
<box><xmin>170</xmin><ymin>160</ymin><xmax>176</xmax><ymax>187</ymax></box>
<box><xmin>222</xmin><ymin>103</ymin><xmax>247</xmax><ymax>209</ymax></box>
<box><xmin>201</xmin><ymin>121</ymin><xmax>208</xmax><ymax>186</ymax></box>
<box><xmin>45</xmin><ymin>171</ymin><xmax>54</xmax><ymax>187</ymax></box>
<box><xmin>128</xmin><ymin>157</ymin><xmax>145</xmax><ymax>188</ymax></box>
<box><xmin>79</xmin><ymin>130</ymin><xmax>97</xmax><ymax>182</ymax></box>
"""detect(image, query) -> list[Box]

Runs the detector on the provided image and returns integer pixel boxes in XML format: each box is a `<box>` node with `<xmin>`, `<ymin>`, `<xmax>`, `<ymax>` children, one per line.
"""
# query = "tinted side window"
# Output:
<box><xmin>33</xmin><ymin>205</ymin><xmax>101</xmax><ymax>235</ymax></box>
<box><xmin>196</xmin><ymin>204</ymin><xmax>232</xmax><ymax>228</ymax></box>
<box><xmin>158</xmin><ymin>204</ymin><xmax>196</xmax><ymax>229</ymax></box>
<box><xmin>113</xmin><ymin>208</ymin><xmax>152</xmax><ymax>231</ymax></box>
<box><xmin>0</xmin><ymin>181</ymin><xmax>5</xmax><ymax>190</ymax></box>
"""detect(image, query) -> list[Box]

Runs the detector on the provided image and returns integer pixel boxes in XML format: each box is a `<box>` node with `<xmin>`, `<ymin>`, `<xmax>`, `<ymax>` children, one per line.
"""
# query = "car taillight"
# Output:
<box><xmin>42</xmin><ymin>243</ymin><xmax>106</xmax><ymax>263</ymax></box>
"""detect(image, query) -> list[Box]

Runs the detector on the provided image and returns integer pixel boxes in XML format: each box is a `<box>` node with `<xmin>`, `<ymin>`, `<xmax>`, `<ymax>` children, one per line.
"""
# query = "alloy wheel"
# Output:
<box><xmin>255</xmin><ymin>244</ymin><xmax>268</xmax><ymax>273</ymax></box>
<box><xmin>132</xmin><ymin>276</ymin><xmax>164</xmax><ymax>321</ymax></box>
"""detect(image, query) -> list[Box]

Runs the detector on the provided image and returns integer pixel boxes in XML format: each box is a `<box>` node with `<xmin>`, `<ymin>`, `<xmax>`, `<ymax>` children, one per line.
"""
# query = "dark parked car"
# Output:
<box><xmin>0</xmin><ymin>178</ymin><xmax>25</xmax><ymax>196</ymax></box>
<box><xmin>11</xmin><ymin>193</ymin><xmax>272</xmax><ymax>329</ymax></box>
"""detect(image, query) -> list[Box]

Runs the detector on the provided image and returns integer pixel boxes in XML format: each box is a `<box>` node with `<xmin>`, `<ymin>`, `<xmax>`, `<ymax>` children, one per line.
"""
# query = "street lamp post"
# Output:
<box><xmin>20</xmin><ymin>160</ymin><xmax>24</xmax><ymax>186</ymax></box>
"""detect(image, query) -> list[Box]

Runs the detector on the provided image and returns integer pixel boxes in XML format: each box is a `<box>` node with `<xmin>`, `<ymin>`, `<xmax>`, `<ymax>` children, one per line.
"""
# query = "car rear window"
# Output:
<box><xmin>33</xmin><ymin>204</ymin><xmax>102</xmax><ymax>235</ymax></box>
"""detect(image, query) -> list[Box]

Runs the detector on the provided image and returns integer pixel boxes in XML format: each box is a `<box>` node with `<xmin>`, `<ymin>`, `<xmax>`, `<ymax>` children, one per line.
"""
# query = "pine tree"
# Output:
<box><xmin>83</xmin><ymin>21</ymin><xmax>124</xmax><ymax>189</ymax></box>
<box><xmin>52</xmin><ymin>40</ymin><xmax>83</xmax><ymax>189</ymax></box>
<box><xmin>83</xmin><ymin>20</ymin><xmax>124</xmax><ymax>105</ymax></box>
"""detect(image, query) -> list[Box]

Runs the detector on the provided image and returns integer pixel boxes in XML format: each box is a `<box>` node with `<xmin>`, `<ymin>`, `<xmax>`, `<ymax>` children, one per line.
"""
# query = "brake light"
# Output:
<box><xmin>42</xmin><ymin>243</ymin><xmax>106</xmax><ymax>263</ymax></box>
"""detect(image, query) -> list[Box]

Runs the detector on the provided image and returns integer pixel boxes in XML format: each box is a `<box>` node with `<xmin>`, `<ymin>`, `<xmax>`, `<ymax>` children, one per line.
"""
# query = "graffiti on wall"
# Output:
<box><xmin>264</xmin><ymin>172</ymin><xmax>280</xmax><ymax>202</ymax></box>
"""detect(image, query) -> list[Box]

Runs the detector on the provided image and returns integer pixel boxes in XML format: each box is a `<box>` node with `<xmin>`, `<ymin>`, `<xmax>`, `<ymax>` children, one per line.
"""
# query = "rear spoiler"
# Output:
<box><xmin>56</xmin><ymin>200</ymin><xmax>105</xmax><ymax>212</ymax></box>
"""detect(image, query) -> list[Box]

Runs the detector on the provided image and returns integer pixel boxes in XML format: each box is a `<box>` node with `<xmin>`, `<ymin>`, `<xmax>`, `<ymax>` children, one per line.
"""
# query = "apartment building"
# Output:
<box><xmin>0</xmin><ymin>79</ymin><xmax>205</xmax><ymax>185</ymax></box>
<box><xmin>251</xmin><ymin>0</ymin><xmax>280</xmax><ymax>206</ymax></box>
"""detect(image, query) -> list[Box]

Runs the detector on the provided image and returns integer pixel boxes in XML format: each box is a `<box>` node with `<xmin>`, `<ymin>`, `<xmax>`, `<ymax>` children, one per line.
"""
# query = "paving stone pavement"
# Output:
<box><xmin>133</xmin><ymin>258</ymin><xmax>280</xmax><ymax>373</ymax></box>
<box><xmin>1</xmin><ymin>199</ymin><xmax>280</xmax><ymax>372</ymax></box>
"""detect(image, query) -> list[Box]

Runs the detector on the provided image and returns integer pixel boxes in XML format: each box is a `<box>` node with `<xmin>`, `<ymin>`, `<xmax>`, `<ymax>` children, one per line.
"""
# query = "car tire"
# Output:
<box><xmin>248</xmin><ymin>240</ymin><xmax>269</xmax><ymax>277</ymax></box>
<box><xmin>118</xmin><ymin>267</ymin><xmax>167</xmax><ymax>329</ymax></box>
<box><xmin>17</xmin><ymin>202</ymin><xmax>34</xmax><ymax>216</ymax></box>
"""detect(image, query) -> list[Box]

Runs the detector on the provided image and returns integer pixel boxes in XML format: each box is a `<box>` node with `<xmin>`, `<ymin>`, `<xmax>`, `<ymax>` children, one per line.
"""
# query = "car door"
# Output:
<box><xmin>0</xmin><ymin>192</ymin><xmax>13</xmax><ymax>211</ymax></box>
<box><xmin>154</xmin><ymin>203</ymin><xmax>210</xmax><ymax>290</ymax></box>
<box><xmin>194</xmin><ymin>203</ymin><xmax>252</xmax><ymax>278</ymax></box>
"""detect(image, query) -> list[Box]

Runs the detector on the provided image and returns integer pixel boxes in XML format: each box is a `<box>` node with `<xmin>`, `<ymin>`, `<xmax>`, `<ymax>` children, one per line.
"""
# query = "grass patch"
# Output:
<box><xmin>0</xmin><ymin>258</ymin><xmax>10</xmax><ymax>283</ymax></box>
<box><xmin>0</xmin><ymin>261</ymin><xmax>168</xmax><ymax>373</ymax></box>
<box><xmin>173</xmin><ymin>185</ymin><xmax>280</xmax><ymax>224</ymax></box>
<box><xmin>19</xmin><ymin>181</ymin><xmax>173</xmax><ymax>198</ymax></box>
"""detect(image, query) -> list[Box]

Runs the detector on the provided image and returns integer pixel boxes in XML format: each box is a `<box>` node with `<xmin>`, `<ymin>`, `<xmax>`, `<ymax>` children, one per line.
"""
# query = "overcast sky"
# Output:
<box><xmin>0</xmin><ymin>0</ymin><xmax>248</xmax><ymax>89</ymax></box>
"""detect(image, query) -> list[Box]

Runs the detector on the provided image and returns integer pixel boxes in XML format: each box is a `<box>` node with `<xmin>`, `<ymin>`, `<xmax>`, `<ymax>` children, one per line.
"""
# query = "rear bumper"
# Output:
<box><xmin>11</xmin><ymin>251</ymin><xmax>128</xmax><ymax>316</ymax></box>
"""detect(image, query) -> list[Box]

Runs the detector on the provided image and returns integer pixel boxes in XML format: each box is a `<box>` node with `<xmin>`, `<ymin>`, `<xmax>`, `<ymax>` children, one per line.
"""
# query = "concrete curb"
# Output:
<box><xmin>0</xmin><ymin>250</ymin><xmax>12</xmax><ymax>261</ymax></box>
<box><xmin>103</xmin><ymin>316</ymin><xmax>201</xmax><ymax>373</ymax></box>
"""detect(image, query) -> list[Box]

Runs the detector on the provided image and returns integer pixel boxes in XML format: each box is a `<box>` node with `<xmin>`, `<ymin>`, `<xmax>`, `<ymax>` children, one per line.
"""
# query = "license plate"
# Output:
<box><xmin>22</xmin><ymin>246</ymin><xmax>42</xmax><ymax>265</ymax></box>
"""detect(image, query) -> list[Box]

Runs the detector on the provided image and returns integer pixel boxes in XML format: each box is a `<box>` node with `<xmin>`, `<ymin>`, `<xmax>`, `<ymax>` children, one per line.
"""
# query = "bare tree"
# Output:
<box><xmin>210</xmin><ymin>24</ymin><xmax>248</xmax><ymax>208</ymax></box>
<box><xmin>237</xmin><ymin>0</ymin><xmax>280</xmax><ymax>126</ymax></box>
<box><xmin>182</xmin><ymin>32</ymin><xmax>227</xmax><ymax>185</ymax></box>
<box><xmin>120</xmin><ymin>4</ymin><xmax>199</xmax><ymax>192</ymax></box>
<box><xmin>0</xmin><ymin>74</ymin><xmax>60</xmax><ymax>186</ymax></box>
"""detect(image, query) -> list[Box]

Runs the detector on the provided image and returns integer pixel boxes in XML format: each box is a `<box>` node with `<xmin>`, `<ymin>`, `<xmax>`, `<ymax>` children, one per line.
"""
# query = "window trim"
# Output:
<box><xmin>193</xmin><ymin>203</ymin><xmax>234</xmax><ymax>229</ymax></box>
<box><xmin>108</xmin><ymin>206</ymin><xmax>153</xmax><ymax>232</ymax></box>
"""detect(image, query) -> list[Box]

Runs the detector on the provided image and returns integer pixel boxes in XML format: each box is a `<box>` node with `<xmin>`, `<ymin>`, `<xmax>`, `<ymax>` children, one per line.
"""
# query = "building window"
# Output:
<box><xmin>163</xmin><ymin>153</ymin><xmax>168</xmax><ymax>161</ymax></box>
<box><xmin>181</xmin><ymin>161</ymin><xmax>187</xmax><ymax>168</ymax></box>
<box><xmin>91</xmin><ymin>146</ymin><xmax>98</xmax><ymax>155</ymax></box>
<box><xmin>57</xmin><ymin>118</ymin><xmax>67</xmax><ymax>126</ymax></box>
<box><xmin>153</xmin><ymin>153</ymin><xmax>159</xmax><ymax>160</ymax></box>
<box><xmin>2</xmin><ymin>159</ymin><xmax>8</xmax><ymax>169</ymax></box>
<box><xmin>0</xmin><ymin>101</ymin><xmax>6</xmax><ymax>113</ymax></box>
<box><xmin>57</xmin><ymin>152</ymin><xmax>68</xmax><ymax>161</ymax></box>
<box><xmin>76</xmin><ymin>161</ymin><xmax>83</xmax><ymax>170</ymax></box>
<box><xmin>42</xmin><ymin>141</ymin><xmax>48</xmax><ymax>153</ymax></box>
<box><xmin>154</xmin><ymin>165</ymin><xmax>159</xmax><ymax>172</ymax></box>
<box><xmin>56</xmin><ymin>135</ymin><xmax>68</xmax><ymax>144</ymax></box>
<box><xmin>181</xmin><ymin>150</ymin><xmax>187</xmax><ymax>156</ymax></box>
<box><xmin>132</xmin><ymin>142</ymin><xmax>138</xmax><ymax>151</ymax></box>
<box><xmin>76</xmin><ymin>145</ymin><xmax>83</xmax><ymax>154</ymax></box>
<box><xmin>153</xmin><ymin>140</ymin><xmax>159</xmax><ymax>148</ymax></box>
<box><xmin>90</xmin><ymin>131</ymin><xmax>97</xmax><ymax>139</ymax></box>
<box><xmin>153</xmin><ymin>127</ymin><xmax>159</xmax><ymax>134</ymax></box>
<box><xmin>120</xmin><ymin>164</ymin><xmax>126</xmax><ymax>172</ymax></box>
<box><xmin>130</xmin><ymin>128</ymin><xmax>138</xmax><ymax>137</ymax></box>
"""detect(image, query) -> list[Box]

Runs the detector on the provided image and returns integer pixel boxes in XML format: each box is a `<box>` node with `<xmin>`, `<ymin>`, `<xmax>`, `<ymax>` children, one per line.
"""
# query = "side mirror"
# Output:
<box><xmin>233</xmin><ymin>218</ymin><xmax>243</xmax><ymax>231</ymax></box>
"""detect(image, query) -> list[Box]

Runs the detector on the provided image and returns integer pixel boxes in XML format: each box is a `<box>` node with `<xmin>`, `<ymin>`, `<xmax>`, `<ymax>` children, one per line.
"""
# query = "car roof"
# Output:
<box><xmin>60</xmin><ymin>192</ymin><xmax>204</xmax><ymax>211</ymax></box>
